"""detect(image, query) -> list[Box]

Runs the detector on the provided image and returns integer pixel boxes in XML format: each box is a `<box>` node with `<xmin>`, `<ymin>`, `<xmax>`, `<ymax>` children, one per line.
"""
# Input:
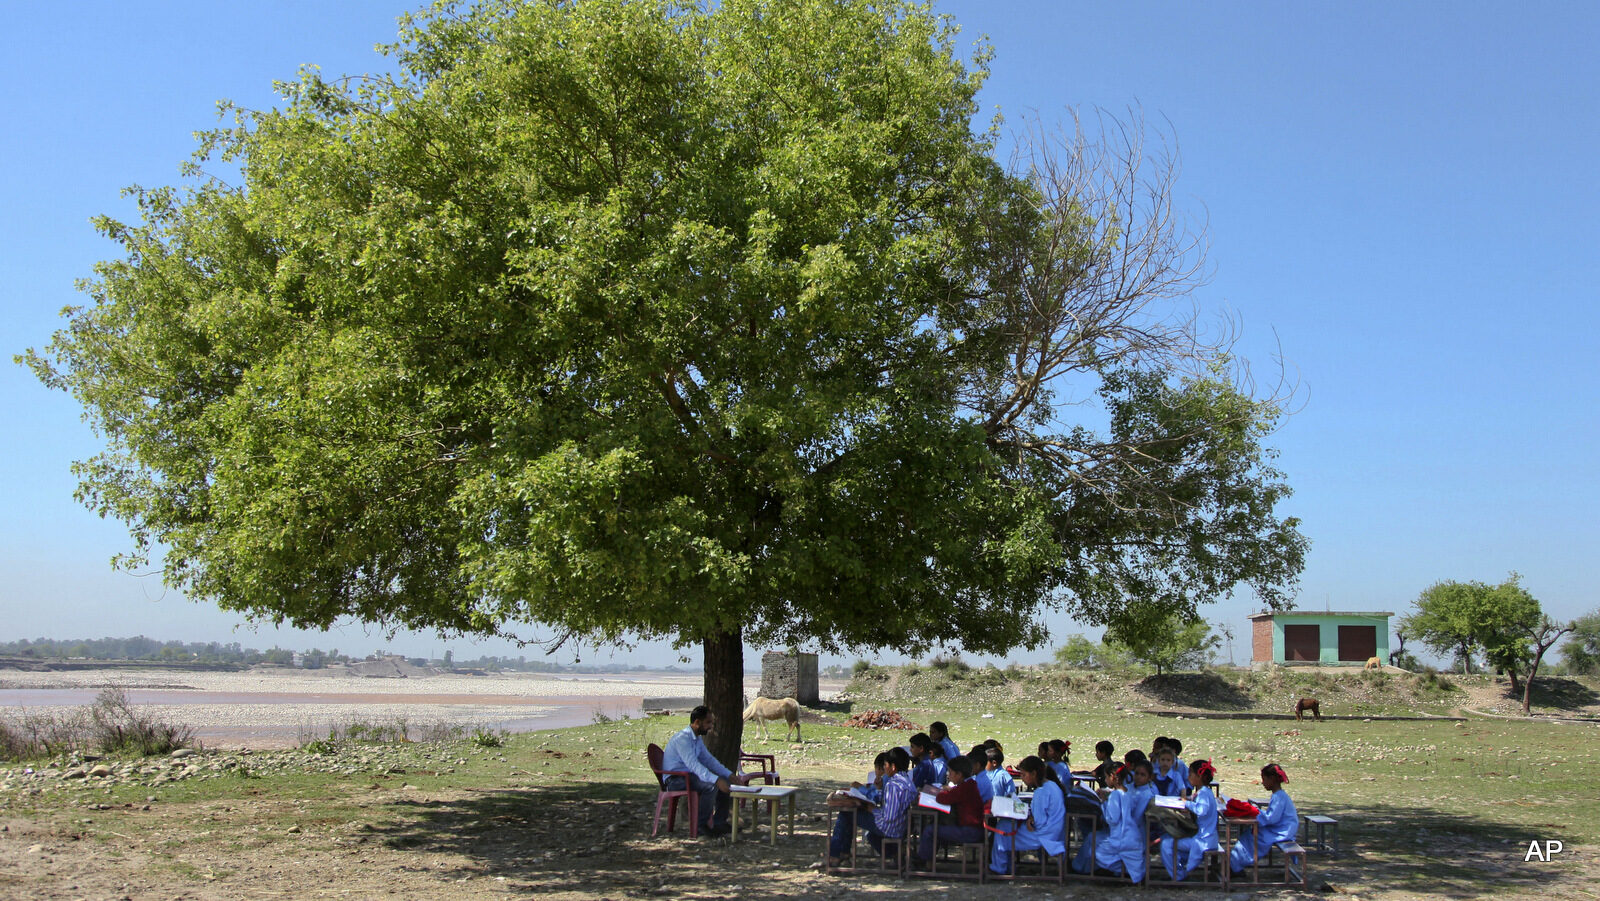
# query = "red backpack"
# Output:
<box><xmin>1223</xmin><ymin>798</ymin><xmax>1261</xmax><ymax>818</ymax></box>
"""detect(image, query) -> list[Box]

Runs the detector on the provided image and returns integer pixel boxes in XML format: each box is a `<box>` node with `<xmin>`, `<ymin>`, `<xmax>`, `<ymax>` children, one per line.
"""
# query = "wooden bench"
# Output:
<box><xmin>824</xmin><ymin>807</ymin><xmax>908</xmax><ymax>877</ymax></box>
<box><xmin>907</xmin><ymin>809</ymin><xmax>987</xmax><ymax>882</ymax></box>
<box><xmin>1300</xmin><ymin>813</ymin><xmax>1340</xmax><ymax>855</ymax></box>
<box><xmin>1265</xmin><ymin>840</ymin><xmax>1308</xmax><ymax>888</ymax></box>
<box><xmin>983</xmin><ymin>819</ymin><xmax>1065</xmax><ymax>883</ymax></box>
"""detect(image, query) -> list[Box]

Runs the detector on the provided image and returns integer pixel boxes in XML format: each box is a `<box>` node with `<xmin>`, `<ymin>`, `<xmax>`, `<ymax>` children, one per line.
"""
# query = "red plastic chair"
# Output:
<box><xmin>648</xmin><ymin>743</ymin><xmax>699</xmax><ymax>837</ymax></box>
<box><xmin>738</xmin><ymin>751</ymin><xmax>781</xmax><ymax>785</ymax></box>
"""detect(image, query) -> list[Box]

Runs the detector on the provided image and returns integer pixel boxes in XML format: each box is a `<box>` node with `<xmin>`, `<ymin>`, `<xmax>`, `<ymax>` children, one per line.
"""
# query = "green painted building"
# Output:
<box><xmin>1248</xmin><ymin>611</ymin><xmax>1393</xmax><ymax>666</ymax></box>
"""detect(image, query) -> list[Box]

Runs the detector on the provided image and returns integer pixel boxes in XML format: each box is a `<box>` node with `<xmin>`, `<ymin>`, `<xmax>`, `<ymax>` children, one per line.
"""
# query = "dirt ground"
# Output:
<box><xmin>2</xmin><ymin>773</ymin><xmax>1591</xmax><ymax>901</ymax></box>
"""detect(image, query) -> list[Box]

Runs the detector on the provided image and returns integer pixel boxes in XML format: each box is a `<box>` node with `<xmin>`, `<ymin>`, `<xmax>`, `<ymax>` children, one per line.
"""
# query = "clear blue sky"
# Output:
<box><xmin>4</xmin><ymin>1</ymin><xmax>1596</xmax><ymax>668</ymax></box>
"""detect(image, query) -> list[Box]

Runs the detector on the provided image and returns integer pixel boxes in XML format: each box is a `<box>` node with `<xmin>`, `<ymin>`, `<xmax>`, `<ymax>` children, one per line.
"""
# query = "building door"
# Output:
<box><xmin>1338</xmin><ymin>625</ymin><xmax>1377</xmax><ymax>662</ymax></box>
<box><xmin>1283</xmin><ymin>625</ymin><xmax>1320</xmax><ymax>661</ymax></box>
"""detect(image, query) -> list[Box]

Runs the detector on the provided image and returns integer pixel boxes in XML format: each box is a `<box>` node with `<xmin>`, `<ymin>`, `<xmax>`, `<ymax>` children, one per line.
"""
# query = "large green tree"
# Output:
<box><xmin>24</xmin><ymin>0</ymin><xmax>1305</xmax><ymax>765</ymax></box>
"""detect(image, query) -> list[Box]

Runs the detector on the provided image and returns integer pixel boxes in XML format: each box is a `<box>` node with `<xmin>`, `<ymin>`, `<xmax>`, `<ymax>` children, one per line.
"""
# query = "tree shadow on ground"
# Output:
<box><xmin>1135</xmin><ymin>673</ymin><xmax>1254</xmax><ymax>710</ymax></box>
<box><xmin>365</xmin><ymin>777</ymin><xmax>1583</xmax><ymax>899</ymax></box>
<box><xmin>1522</xmin><ymin>677</ymin><xmax>1599</xmax><ymax>712</ymax></box>
<box><xmin>1304</xmin><ymin>797</ymin><xmax>1584</xmax><ymax>899</ymax></box>
<box><xmin>372</xmin><ymin>778</ymin><xmax>843</xmax><ymax>900</ymax></box>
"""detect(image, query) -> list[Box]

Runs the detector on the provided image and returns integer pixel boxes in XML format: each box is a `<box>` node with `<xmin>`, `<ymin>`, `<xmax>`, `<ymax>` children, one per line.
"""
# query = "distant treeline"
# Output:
<box><xmin>0</xmin><ymin>637</ymin><xmax>687</xmax><ymax>674</ymax></box>
<box><xmin>0</xmin><ymin>637</ymin><xmax>342</xmax><ymax>667</ymax></box>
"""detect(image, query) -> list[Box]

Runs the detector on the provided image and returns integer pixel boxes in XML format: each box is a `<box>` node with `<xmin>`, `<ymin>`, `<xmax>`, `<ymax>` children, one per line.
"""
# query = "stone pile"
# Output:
<box><xmin>841</xmin><ymin>709</ymin><xmax>918</xmax><ymax>730</ymax></box>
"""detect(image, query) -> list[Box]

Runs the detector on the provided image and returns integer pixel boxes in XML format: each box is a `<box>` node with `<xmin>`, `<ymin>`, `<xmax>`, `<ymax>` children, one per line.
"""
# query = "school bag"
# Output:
<box><xmin>1149</xmin><ymin>804</ymin><xmax>1199</xmax><ymax>838</ymax></box>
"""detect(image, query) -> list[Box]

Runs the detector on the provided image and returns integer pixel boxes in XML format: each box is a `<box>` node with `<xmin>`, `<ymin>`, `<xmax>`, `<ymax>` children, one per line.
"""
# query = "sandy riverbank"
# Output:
<box><xmin>0</xmin><ymin>667</ymin><xmax>799</xmax><ymax>749</ymax></box>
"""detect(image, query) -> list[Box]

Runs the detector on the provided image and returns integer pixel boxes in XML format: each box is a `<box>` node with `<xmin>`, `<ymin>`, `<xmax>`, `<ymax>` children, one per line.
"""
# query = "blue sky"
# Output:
<box><xmin>3</xmin><ymin>1</ymin><xmax>1596</xmax><ymax>668</ymax></box>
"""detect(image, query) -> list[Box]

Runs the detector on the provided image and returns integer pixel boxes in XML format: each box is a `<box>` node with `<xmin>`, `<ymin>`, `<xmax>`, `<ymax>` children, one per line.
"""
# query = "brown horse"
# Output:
<box><xmin>1294</xmin><ymin>697</ymin><xmax>1322</xmax><ymax>722</ymax></box>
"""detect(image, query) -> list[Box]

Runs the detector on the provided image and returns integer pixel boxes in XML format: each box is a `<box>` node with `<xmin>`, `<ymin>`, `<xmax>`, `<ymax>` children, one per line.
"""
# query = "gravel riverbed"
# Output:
<box><xmin>0</xmin><ymin>667</ymin><xmax>744</xmax><ymax>749</ymax></box>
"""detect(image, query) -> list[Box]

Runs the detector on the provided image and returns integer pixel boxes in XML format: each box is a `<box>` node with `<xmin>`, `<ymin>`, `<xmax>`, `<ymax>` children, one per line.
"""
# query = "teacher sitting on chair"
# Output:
<box><xmin>661</xmin><ymin>705</ymin><xmax>748</xmax><ymax>836</ymax></box>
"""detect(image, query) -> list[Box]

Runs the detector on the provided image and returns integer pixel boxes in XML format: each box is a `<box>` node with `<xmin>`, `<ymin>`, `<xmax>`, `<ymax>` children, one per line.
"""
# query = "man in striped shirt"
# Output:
<box><xmin>827</xmin><ymin>746</ymin><xmax>916</xmax><ymax>865</ymax></box>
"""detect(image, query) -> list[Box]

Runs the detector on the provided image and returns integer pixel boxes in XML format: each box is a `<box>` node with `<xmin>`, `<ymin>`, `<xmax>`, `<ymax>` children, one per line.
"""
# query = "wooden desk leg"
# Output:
<box><xmin>786</xmin><ymin>794</ymin><xmax>796</xmax><ymax>839</ymax></box>
<box><xmin>732</xmin><ymin>798</ymin><xmax>740</xmax><ymax>843</ymax></box>
<box><xmin>769</xmin><ymin>799</ymin><xmax>779</xmax><ymax>846</ymax></box>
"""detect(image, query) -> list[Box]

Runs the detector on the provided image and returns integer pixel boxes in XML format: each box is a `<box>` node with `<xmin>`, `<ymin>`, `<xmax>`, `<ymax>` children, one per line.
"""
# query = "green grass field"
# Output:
<box><xmin>2</xmin><ymin>677</ymin><xmax>1596</xmax><ymax>900</ymax></box>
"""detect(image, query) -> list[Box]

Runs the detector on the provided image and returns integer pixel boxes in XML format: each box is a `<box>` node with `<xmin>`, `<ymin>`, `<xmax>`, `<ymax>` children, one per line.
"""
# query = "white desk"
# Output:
<box><xmin>732</xmin><ymin>785</ymin><xmax>799</xmax><ymax>845</ymax></box>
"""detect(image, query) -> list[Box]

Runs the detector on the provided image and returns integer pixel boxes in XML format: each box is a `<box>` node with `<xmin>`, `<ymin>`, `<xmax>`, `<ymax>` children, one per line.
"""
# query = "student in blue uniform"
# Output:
<box><xmin>985</xmin><ymin>747</ymin><xmax>1016</xmax><ymax>798</ymax></box>
<box><xmin>1074</xmin><ymin>761</ymin><xmax>1157</xmax><ymax>881</ymax></box>
<box><xmin>1119</xmin><ymin>749</ymin><xmax>1148</xmax><ymax>788</ymax></box>
<box><xmin>1071</xmin><ymin>764</ymin><xmax>1125</xmax><ymax>875</ymax></box>
<box><xmin>1229</xmin><ymin>764</ymin><xmax>1299</xmax><ymax>874</ymax></box>
<box><xmin>1152</xmin><ymin>746</ymin><xmax>1186</xmax><ymax>797</ymax></box>
<box><xmin>930</xmin><ymin>721</ymin><xmax>961</xmax><ymax>762</ymax></box>
<box><xmin>964</xmin><ymin>748</ymin><xmax>995</xmax><ymax>805</ymax></box>
<box><xmin>989</xmin><ymin>756</ymin><xmax>1066</xmax><ymax>876</ymax></box>
<box><xmin>1048</xmin><ymin>739</ymin><xmax>1073</xmax><ymax>784</ymax></box>
<box><xmin>1166</xmin><ymin>738</ymin><xmax>1188</xmax><ymax>794</ymax></box>
<box><xmin>851</xmin><ymin>752</ymin><xmax>889</xmax><ymax>806</ymax></box>
<box><xmin>905</xmin><ymin>734</ymin><xmax>942</xmax><ymax>789</ymax></box>
<box><xmin>1160</xmin><ymin>759</ymin><xmax>1220</xmax><ymax>881</ymax></box>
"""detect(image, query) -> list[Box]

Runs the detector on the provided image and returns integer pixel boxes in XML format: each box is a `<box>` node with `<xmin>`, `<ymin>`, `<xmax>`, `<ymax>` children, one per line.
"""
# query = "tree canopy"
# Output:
<box><xmin>24</xmin><ymin>0</ymin><xmax>1306</xmax><ymax>763</ymax></box>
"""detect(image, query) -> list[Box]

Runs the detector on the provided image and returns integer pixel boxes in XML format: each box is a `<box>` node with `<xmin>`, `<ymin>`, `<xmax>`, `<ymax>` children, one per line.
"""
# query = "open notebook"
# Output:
<box><xmin>990</xmin><ymin>796</ymin><xmax>1030</xmax><ymax>820</ymax></box>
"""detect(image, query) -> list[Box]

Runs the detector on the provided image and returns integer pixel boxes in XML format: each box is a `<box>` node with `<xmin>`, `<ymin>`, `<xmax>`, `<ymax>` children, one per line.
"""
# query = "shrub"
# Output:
<box><xmin>0</xmin><ymin>689</ymin><xmax>195</xmax><ymax>761</ymax></box>
<box><xmin>469</xmin><ymin>728</ymin><xmax>507</xmax><ymax>748</ymax></box>
<box><xmin>967</xmin><ymin>665</ymin><xmax>1008</xmax><ymax>687</ymax></box>
<box><xmin>852</xmin><ymin>659</ymin><xmax>874</xmax><ymax>677</ymax></box>
<box><xmin>1411</xmin><ymin>670</ymin><xmax>1457</xmax><ymax>695</ymax></box>
<box><xmin>87</xmin><ymin>688</ymin><xmax>196</xmax><ymax>756</ymax></box>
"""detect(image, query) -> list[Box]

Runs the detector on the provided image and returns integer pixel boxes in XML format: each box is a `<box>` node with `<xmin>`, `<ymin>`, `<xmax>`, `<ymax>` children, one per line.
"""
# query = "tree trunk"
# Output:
<box><xmin>702</xmin><ymin>630</ymin><xmax>745</xmax><ymax>771</ymax></box>
<box><xmin>1522</xmin><ymin>660</ymin><xmax>1538</xmax><ymax>715</ymax></box>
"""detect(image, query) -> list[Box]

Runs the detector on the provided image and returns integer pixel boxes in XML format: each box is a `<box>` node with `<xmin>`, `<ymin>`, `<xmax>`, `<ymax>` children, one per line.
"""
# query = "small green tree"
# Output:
<box><xmin>1052</xmin><ymin>634</ymin><xmax>1100</xmax><ymax>670</ymax></box>
<box><xmin>1052</xmin><ymin>633</ymin><xmax>1133</xmax><ymax>671</ymax></box>
<box><xmin>1103</xmin><ymin>612</ymin><xmax>1219</xmax><ymax>676</ymax></box>
<box><xmin>1477</xmin><ymin>576</ymin><xmax>1542</xmax><ymax>694</ymax></box>
<box><xmin>1560</xmin><ymin>611</ymin><xmax>1600</xmax><ymax>676</ymax></box>
<box><xmin>1401</xmin><ymin>580</ymin><xmax>1491</xmax><ymax>674</ymax></box>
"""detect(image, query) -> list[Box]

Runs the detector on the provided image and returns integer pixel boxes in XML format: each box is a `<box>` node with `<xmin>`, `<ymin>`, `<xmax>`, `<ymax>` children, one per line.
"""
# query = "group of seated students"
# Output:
<box><xmin>827</xmin><ymin>723</ymin><xmax>1299</xmax><ymax>882</ymax></box>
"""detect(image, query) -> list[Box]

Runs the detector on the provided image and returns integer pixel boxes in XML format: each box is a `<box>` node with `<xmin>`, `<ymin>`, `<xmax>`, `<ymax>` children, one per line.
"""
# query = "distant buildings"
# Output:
<box><xmin>1249</xmin><ymin>610</ymin><xmax>1393</xmax><ymax>666</ymax></box>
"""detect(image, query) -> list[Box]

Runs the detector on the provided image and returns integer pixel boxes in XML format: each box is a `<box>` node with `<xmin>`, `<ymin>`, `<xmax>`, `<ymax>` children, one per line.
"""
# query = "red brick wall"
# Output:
<box><xmin>1252</xmin><ymin>617</ymin><xmax>1274</xmax><ymax>663</ymax></box>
